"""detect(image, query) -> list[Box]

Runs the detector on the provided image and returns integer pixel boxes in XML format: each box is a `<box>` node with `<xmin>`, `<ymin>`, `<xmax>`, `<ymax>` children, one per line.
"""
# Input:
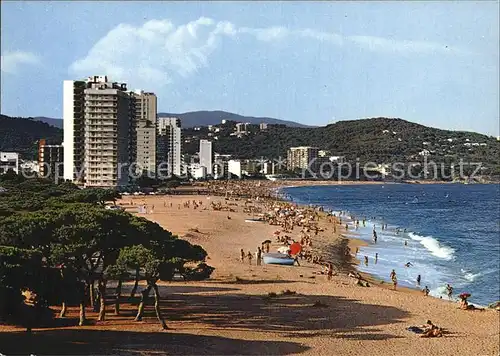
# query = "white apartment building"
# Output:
<box><xmin>0</xmin><ymin>152</ymin><xmax>19</xmax><ymax>174</ymax></box>
<box><xmin>63</xmin><ymin>75</ymin><xmax>133</xmax><ymax>188</ymax></box>
<box><xmin>157</xmin><ymin>117</ymin><xmax>182</xmax><ymax>177</ymax></box>
<box><xmin>199</xmin><ymin>139</ymin><xmax>213</xmax><ymax>175</ymax></box>
<box><xmin>287</xmin><ymin>146</ymin><xmax>319</xmax><ymax>171</ymax></box>
<box><xmin>131</xmin><ymin>90</ymin><xmax>157</xmax><ymax>176</ymax></box>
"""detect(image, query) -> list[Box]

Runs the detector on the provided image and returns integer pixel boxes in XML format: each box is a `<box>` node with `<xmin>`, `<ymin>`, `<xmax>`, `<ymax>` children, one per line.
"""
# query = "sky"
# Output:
<box><xmin>1</xmin><ymin>1</ymin><xmax>499</xmax><ymax>136</ymax></box>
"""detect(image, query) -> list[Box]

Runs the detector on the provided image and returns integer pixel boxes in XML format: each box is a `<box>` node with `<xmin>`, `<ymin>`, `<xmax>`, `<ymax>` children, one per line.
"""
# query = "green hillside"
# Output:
<box><xmin>0</xmin><ymin>115</ymin><xmax>63</xmax><ymax>159</ymax></box>
<box><xmin>183</xmin><ymin>117</ymin><xmax>500</xmax><ymax>171</ymax></box>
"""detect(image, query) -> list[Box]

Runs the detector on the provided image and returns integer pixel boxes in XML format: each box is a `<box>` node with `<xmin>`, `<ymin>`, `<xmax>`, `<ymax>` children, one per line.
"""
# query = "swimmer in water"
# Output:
<box><xmin>364</xmin><ymin>256</ymin><xmax>369</xmax><ymax>266</ymax></box>
<box><xmin>375</xmin><ymin>253</ymin><xmax>378</xmax><ymax>264</ymax></box>
<box><xmin>417</xmin><ymin>274</ymin><xmax>421</xmax><ymax>286</ymax></box>
<box><xmin>405</xmin><ymin>262</ymin><xmax>413</xmax><ymax>267</ymax></box>
<box><xmin>404</xmin><ymin>240</ymin><xmax>408</xmax><ymax>246</ymax></box>
<box><xmin>373</xmin><ymin>230</ymin><xmax>378</xmax><ymax>243</ymax></box>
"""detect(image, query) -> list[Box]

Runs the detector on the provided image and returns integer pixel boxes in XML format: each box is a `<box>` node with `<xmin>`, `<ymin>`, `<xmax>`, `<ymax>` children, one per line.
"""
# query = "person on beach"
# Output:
<box><xmin>256</xmin><ymin>247</ymin><xmax>262</xmax><ymax>266</ymax></box>
<box><xmin>364</xmin><ymin>256</ymin><xmax>369</xmax><ymax>266</ymax></box>
<box><xmin>446</xmin><ymin>284</ymin><xmax>453</xmax><ymax>299</ymax></box>
<box><xmin>247</xmin><ymin>251</ymin><xmax>253</xmax><ymax>265</ymax></box>
<box><xmin>327</xmin><ymin>263</ymin><xmax>334</xmax><ymax>280</ymax></box>
<box><xmin>375</xmin><ymin>253</ymin><xmax>378</xmax><ymax>264</ymax></box>
<box><xmin>362</xmin><ymin>218</ymin><xmax>366</xmax><ymax>227</ymax></box>
<box><xmin>390</xmin><ymin>269</ymin><xmax>397</xmax><ymax>284</ymax></box>
<box><xmin>240</xmin><ymin>249</ymin><xmax>245</xmax><ymax>262</ymax></box>
<box><xmin>392</xmin><ymin>276</ymin><xmax>398</xmax><ymax>290</ymax></box>
<box><xmin>404</xmin><ymin>240</ymin><xmax>408</xmax><ymax>246</ymax></box>
<box><xmin>423</xmin><ymin>286</ymin><xmax>430</xmax><ymax>296</ymax></box>
<box><xmin>417</xmin><ymin>274</ymin><xmax>421</xmax><ymax>286</ymax></box>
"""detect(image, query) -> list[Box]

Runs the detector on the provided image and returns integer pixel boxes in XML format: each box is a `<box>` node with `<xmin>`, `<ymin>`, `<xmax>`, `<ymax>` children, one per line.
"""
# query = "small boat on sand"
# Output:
<box><xmin>263</xmin><ymin>253</ymin><xmax>295</xmax><ymax>266</ymax></box>
<box><xmin>245</xmin><ymin>218</ymin><xmax>264</xmax><ymax>222</ymax></box>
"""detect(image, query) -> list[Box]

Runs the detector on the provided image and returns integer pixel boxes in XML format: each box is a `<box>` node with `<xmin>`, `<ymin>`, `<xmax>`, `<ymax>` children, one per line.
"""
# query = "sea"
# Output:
<box><xmin>282</xmin><ymin>183</ymin><xmax>500</xmax><ymax>306</ymax></box>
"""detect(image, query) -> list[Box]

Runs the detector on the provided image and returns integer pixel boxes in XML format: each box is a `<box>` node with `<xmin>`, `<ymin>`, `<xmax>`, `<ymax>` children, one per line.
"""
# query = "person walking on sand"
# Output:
<box><xmin>256</xmin><ymin>247</ymin><xmax>262</xmax><ymax>266</ymax></box>
<box><xmin>247</xmin><ymin>251</ymin><xmax>253</xmax><ymax>265</ymax></box>
<box><xmin>446</xmin><ymin>284</ymin><xmax>453</xmax><ymax>299</ymax></box>
<box><xmin>327</xmin><ymin>263</ymin><xmax>334</xmax><ymax>280</ymax></box>
<box><xmin>240</xmin><ymin>249</ymin><xmax>245</xmax><ymax>263</ymax></box>
<box><xmin>392</xmin><ymin>275</ymin><xmax>398</xmax><ymax>290</ymax></box>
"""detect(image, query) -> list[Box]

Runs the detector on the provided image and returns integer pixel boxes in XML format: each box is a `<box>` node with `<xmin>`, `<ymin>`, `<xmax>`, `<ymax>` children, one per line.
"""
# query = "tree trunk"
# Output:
<box><xmin>97</xmin><ymin>280</ymin><xmax>107</xmax><ymax>321</ymax></box>
<box><xmin>152</xmin><ymin>283</ymin><xmax>168</xmax><ymax>330</ymax></box>
<box><xmin>59</xmin><ymin>302</ymin><xmax>67</xmax><ymax>318</ymax></box>
<box><xmin>114</xmin><ymin>279</ymin><xmax>122</xmax><ymax>315</ymax></box>
<box><xmin>134</xmin><ymin>285</ymin><xmax>151</xmax><ymax>321</ymax></box>
<box><xmin>130</xmin><ymin>268</ymin><xmax>140</xmax><ymax>298</ymax></box>
<box><xmin>79</xmin><ymin>303</ymin><xmax>86</xmax><ymax>326</ymax></box>
<box><xmin>88</xmin><ymin>281</ymin><xmax>95</xmax><ymax>309</ymax></box>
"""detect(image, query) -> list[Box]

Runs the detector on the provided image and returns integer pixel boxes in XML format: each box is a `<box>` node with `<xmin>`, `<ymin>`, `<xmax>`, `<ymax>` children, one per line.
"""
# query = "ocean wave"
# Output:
<box><xmin>460</xmin><ymin>268</ymin><xmax>486</xmax><ymax>282</ymax></box>
<box><xmin>408</xmin><ymin>233</ymin><xmax>455</xmax><ymax>260</ymax></box>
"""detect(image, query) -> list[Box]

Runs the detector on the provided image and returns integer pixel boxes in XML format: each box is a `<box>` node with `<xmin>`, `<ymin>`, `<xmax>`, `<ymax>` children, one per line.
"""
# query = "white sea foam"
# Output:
<box><xmin>461</xmin><ymin>269</ymin><xmax>482</xmax><ymax>282</ymax></box>
<box><xmin>408</xmin><ymin>233</ymin><xmax>455</xmax><ymax>260</ymax></box>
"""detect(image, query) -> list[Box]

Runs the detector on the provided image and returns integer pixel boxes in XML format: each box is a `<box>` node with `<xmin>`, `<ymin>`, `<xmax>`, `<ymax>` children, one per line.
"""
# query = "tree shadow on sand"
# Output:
<box><xmin>157</xmin><ymin>287</ymin><xmax>409</xmax><ymax>339</ymax></box>
<box><xmin>0</xmin><ymin>284</ymin><xmax>409</xmax><ymax>355</ymax></box>
<box><xmin>0</xmin><ymin>329</ymin><xmax>310</xmax><ymax>355</ymax></box>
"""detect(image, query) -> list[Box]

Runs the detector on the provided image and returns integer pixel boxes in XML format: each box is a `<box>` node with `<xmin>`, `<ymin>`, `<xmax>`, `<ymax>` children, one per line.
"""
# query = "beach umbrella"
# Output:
<box><xmin>289</xmin><ymin>242</ymin><xmax>302</xmax><ymax>255</ymax></box>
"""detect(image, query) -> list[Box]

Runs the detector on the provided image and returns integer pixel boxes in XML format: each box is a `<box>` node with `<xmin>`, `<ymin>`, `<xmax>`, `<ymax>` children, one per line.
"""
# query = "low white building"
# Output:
<box><xmin>0</xmin><ymin>152</ymin><xmax>19</xmax><ymax>174</ymax></box>
<box><xmin>188</xmin><ymin>164</ymin><xmax>207</xmax><ymax>180</ymax></box>
<box><xmin>228</xmin><ymin>160</ymin><xmax>242</xmax><ymax>178</ymax></box>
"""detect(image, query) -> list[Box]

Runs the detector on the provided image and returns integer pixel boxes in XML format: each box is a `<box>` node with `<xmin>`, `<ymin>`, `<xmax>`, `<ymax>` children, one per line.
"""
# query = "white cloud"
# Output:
<box><xmin>70</xmin><ymin>17</ymin><xmax>471</xmax><ymax>90</ymax></box>
<box><xmin>1</xmin><ymin>51</ymin><xmax>40</xmax><ymax>74</ymax></box>
<box><xmin>348</xmin><ymin>35</ymin><xmax>468</xmax><ymax>55</ymax></box>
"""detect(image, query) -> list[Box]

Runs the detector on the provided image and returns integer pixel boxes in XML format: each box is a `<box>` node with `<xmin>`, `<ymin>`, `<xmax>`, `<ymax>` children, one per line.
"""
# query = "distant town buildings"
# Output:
<box><xmin>63</xmin><ymin>75</ymin><xmax>132</xmax><ymax>188</ymax></box>
<box><xmin>0</xmin><ymin>152</ymin><xmax>19</xmax><ymax>174</ymax></box>
<box><xmin>235</xmin><ymin>122</ymin><xmax>250</xmax><ymax>134</ymax></box>
<box><xmin>132</xmin><ymin>90</ymin><xmax>157</xmax><ymax>176</ymax></box>
<box><xmin>199</xmin><ymin>139</ymin><xmax>213</xmax><ymax>176</ymax></box>
<box><xmin>38</xmin><ymin>139</ymin><xmax>63</xmax><ymax>182</ymax></box>
<box><xmin>259</xmin><ymin>123</ymin><xmax>268</xmax><ymax>131</ymax></box>
<box><xmin>157</xmin><ymin>117</ymin><xmax>182</xmax><ymax>177</ymax></box>
<box><xmin>287</xmin><ymin>146</ymin><xmax>319</xmax><ymax>171</ymax></box>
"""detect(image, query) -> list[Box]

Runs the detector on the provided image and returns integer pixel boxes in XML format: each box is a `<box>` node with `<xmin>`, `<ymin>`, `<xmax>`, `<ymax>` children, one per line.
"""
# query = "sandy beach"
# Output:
<box><xmin>0</xmin><ymin>187</ymin><xmax>498</xmax><ymax>355</ymax></box>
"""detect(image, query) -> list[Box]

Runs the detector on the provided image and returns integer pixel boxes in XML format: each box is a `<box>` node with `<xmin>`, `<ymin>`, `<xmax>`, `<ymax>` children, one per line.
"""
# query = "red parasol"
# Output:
<box><xmin>289</xmin><ymin>242</ymin><xmax>302</xmax><ymax>255</ymax></box>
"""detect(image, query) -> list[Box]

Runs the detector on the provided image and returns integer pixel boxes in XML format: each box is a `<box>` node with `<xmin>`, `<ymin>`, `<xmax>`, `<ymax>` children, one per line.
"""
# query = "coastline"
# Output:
<box><xmin>275</xmin><ymin>186</ymin><xmax>426</xmax><ymax>298</ymax></box>
<box><xmin>276</xmin><ymin>182</ymin><xmax>499</xmax><ymax>306</ymax></box>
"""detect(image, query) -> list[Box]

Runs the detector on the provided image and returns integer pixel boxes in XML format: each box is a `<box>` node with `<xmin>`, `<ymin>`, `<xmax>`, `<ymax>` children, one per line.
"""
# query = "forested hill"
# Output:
<box><xmin>1</xmin><ymin>114</ymin><xmax>499</xmax><ymax>171</ymax></box>
<box><xmin>0</xmin><ymin>115</ymin><xmax>63</xmax><ymax>159</ymax></box>
<box><xmin>183</xmin><ymin>117</ymin><xmax>500</xmax><ymax>169</ymax></box>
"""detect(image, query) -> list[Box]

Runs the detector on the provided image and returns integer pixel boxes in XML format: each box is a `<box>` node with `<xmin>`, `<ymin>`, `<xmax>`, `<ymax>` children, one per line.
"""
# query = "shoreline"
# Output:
<box><xmin>276</xmin><ymin>183</ymin><xmax>498</xmax><ymax>306</ymax></box>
